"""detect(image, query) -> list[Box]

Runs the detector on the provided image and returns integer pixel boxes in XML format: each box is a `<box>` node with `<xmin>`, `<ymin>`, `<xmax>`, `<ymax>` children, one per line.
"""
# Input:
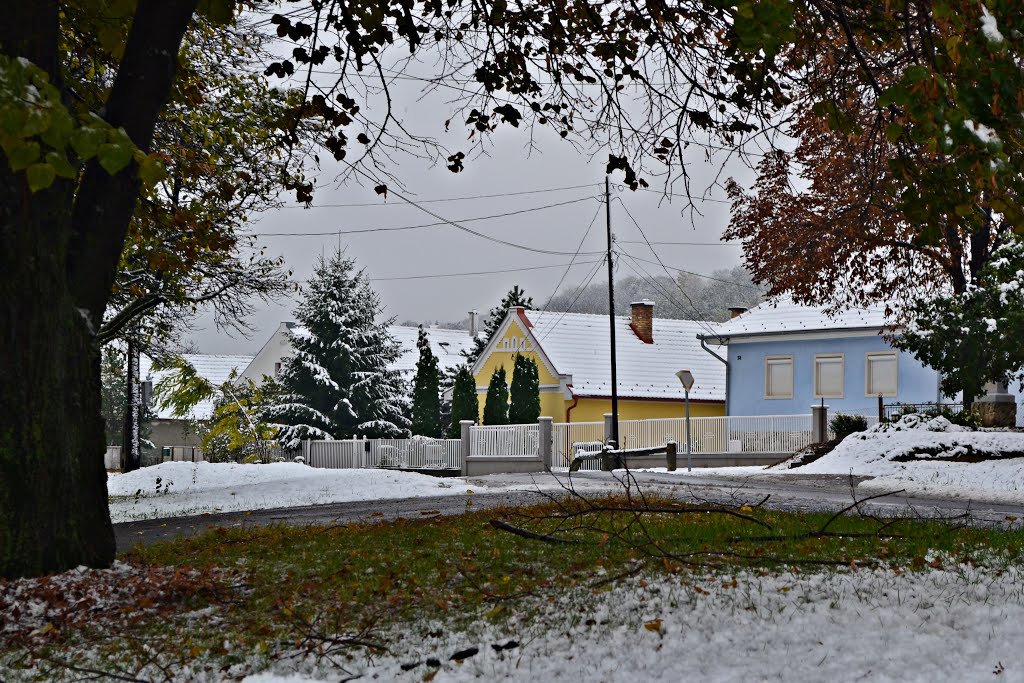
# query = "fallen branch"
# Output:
<box><xmin>489</xmin><ymin>519</ymin><xmax>577</xmax><ymax>544</ymax></box>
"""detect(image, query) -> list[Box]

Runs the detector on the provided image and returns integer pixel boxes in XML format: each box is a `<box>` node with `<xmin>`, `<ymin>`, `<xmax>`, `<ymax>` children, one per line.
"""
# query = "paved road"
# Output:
<box><xmin>114</xmin><ymin>471</ymin><xmax>1024</xmax><ymax>552</ymax></box>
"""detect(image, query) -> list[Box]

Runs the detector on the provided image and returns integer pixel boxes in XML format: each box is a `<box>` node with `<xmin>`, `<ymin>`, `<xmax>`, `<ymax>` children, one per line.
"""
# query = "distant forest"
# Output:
<box><xmin>405</xmin><ymin>265</ymin><xmax>766</xmax><ymax>330</ymax></box>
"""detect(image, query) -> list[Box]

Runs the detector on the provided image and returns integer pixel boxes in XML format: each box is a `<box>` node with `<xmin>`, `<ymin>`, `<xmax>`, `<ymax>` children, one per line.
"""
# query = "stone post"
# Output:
<box><xmin>603</xmin><ymin>413</ymin><xmax>616</xmax><ymax>449</ymax></box>
<box><xmin>666</xmin><ymin>440</ymin><xmax>677</xmax><ymax>472</ymax></box>
<box><xmin>538</xmin><ymin>417</ymin><xmax>553</xmax><ymax>471</ymax></box>
<box><xmin>811</xmin><ymin>404</ymin><xmax>829</xmax><ymax>443</ymax></box>
<box><xmin>975</xmin><ymin>382</ymin><xmax>1017</xmax><ymax>428</ymax></box>
<box><xmin>460</xmin><ymin>420</ymin><xmax>474</xmax><ymax>476</ymax></box>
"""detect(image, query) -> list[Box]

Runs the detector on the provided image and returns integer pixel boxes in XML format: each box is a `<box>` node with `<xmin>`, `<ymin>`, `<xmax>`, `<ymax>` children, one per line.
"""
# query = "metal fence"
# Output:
<box><xmin>306</xmin><ymin>438</ymin><xmax>462</xmax><ymax>470</ymax></box>
<box><xmin>881</xmin><ymin>402</ymin><xmax>965</xmax><ymax>422</ymax></box>
<box><xmin>551</xmin><ymin>421</ymin><xmax>605</xmax><ymax>470</ymax></box>
<box><xmin>469</xmin><ymin>424</ymin><xmax>540</xmax><ymax>456</ymax></box>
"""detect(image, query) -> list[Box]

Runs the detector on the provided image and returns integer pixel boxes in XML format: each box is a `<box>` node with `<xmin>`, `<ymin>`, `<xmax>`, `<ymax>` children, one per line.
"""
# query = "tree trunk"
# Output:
<box><xmin>0</xmin><ymin>0</ymin><xmax>198</xmax><ymax>578</ymax></box>
<box><xmin>0</xmin><ymin>171</ymin><xmax>116</xmax><ymax>578</ymax></box>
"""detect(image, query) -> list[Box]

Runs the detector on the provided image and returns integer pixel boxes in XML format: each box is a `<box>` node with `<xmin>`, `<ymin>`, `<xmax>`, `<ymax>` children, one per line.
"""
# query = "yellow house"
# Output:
<box><xmin>471</xmin><ymin>302</ymin><xmax>726</xmax><ymax>423</ymax></box>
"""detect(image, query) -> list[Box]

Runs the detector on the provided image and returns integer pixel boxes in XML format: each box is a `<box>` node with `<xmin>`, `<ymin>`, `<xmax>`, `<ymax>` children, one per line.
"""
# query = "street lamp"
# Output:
<box><xmin>675</xmin><ymin>370</ymin><xmax>695</xmax><ymax>472</ymax></box>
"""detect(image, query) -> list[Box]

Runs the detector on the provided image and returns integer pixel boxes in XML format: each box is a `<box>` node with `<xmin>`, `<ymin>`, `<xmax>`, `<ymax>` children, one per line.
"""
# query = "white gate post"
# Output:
<box><xmin>460</xmin><ymin>420</ymin><xmax>474</xmax><ymax>476</ymax></box>
<box><xmin>538</xmin><ymin>417</ymin><xmax>553</xmax><ymax>471</ymax></box>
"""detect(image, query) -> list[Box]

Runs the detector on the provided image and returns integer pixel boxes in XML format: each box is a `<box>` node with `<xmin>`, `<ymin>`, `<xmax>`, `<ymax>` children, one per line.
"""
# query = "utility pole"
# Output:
<box><xmin>605</xmin><ymin>177</ymin><xmax>619</xmax><ymax>449</ymax></box>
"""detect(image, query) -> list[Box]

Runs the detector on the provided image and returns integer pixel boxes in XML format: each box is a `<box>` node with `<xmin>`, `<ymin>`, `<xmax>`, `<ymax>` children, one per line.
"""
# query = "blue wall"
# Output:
<box><xmin>726</xmin><ymin>334</ymin><xmax>941</xmax><ymax>416</ymax></box>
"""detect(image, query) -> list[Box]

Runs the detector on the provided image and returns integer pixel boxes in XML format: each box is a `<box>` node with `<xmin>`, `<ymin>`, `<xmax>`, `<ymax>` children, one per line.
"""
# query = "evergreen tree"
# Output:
<box><xmin>448</xmin><ymin>366</ymin><xmax>479</xmax><ymax>437</ymax></box>
<box><xmin>508</xmin><ymin>354</ymin><xmax>542</xmax><ymax>424</ymax></box>
<box><xmin>411</xmin><ymin>326</ymin><xmax>442</xmax><ymax>437</ymax></box>
<box><xmin>266</xmin><ymin>250</ymin><xmax>409</xmax><ymax>447</ymax></box>
<box><xmin>482</xmin><ymin>366</ymin><xmax>510</xmax><ymax>425</ymax></box>
<box><xmin>465</xmin><ymin>285</ymin><xmax>534</xmax><ymax>365</ymax></box>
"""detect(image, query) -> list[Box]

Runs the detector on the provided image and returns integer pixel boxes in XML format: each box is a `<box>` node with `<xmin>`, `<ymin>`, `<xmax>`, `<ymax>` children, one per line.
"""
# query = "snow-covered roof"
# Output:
<box><xmin>707</xmin><ymin>296</ymin><xmax>891</xmax><ymax>340</ymax></box>
<box><xmin>388</xmin><ymin>325</ymin><xmax>476</xmax><ymax>374</ymax></box>
<box><xmin>140</xmin><ymin>353</ymin><xmax>254</xmax><ymax>421</ymax></box>
<box><xmin>522</xmin><ymin>310</ymin><xmax>725</xmax><ymax>402</ymax></box>
<box><xmin>285</xmin><ymin>323</ymin><xmax>475</xmax><ymax>375</ymax></box>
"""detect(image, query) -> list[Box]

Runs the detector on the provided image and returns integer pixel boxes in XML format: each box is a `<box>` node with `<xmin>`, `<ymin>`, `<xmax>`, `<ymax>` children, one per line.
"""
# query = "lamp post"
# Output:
<box><xmin>675</xmin><ymin>370</ymin><xmax>695</xmax><ymax>472</ymax></box>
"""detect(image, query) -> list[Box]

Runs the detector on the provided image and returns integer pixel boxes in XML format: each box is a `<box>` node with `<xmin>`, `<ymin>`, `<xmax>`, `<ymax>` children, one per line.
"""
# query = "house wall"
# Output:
<box><xmin>568</xmin><ymin>397</ymin><xmax>724</xmax><ymax>422</ymax></box>
<box><xmin>237</xmin><ymin>324</ymin><xmax>292</xmax><ymax>385</ymax></box>
<box><xmin>726</xmin><ymin>333</ymin><xmax>941</xmax><ymax>416</ymax></box>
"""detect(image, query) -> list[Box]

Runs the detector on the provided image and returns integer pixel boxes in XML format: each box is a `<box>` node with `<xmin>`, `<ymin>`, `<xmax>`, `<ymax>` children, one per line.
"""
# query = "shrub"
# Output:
<box><xmin>830</xmin><ymin>414</ymin><xmax>868</xmax><ymax>436</ymax></box>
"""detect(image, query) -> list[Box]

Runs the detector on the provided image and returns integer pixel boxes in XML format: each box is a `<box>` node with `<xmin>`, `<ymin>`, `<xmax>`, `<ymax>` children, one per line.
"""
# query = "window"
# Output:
<box><xmin>274</xmin><ymin>362</ymin><xmax>282</xmax><ymax>378</ymax></box>
<box><xmin>765</xmin><ymin>356</ymin><xmax>794</xmax><ymax>399</ymax></box>
<box><xmin>814</xmin><ymin>354</ymin><xmax>844</xmax><ymax>398</ymax></box>
<box><xmin>866</xmin><ymin>352</ymin><xmax>898</xmax><ymax>396</ymax></box>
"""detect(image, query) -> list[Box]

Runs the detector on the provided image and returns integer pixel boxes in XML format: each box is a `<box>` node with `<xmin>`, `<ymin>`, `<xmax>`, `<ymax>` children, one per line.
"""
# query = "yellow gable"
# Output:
<box><xmin>473</xmin><ymin>318</ymin><xmax>560</xmax><ymax>388</ymax></box>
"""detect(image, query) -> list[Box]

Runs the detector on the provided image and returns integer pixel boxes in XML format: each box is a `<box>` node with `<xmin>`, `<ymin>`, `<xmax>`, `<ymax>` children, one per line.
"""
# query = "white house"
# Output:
<box><xmin>237</xmin><ymin>321</ymin><xmax>477</xmax><ymax>385</ymax></box>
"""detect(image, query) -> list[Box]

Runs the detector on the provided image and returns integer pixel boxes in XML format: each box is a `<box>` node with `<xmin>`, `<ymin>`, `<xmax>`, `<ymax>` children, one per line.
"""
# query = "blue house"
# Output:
<box><xmin>698</xmin><ymin>298</ymin><xmax>943</xmax><ymax>417</ymax></box>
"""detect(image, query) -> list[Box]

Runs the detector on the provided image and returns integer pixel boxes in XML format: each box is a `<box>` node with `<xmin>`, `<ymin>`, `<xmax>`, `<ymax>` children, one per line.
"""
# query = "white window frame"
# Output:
<box><xmin>813</xmin><ymin>353</ymin><xmax>845</xmax><ymax>399</ymax></box>
<box><xmin>764</xmin><ymin>355</ymin><xmax>794</xmax><ymax>400</ymax></box>
<box><xmin>865</xmin><ymin>351</ymin><xmax>899</xmax><ymax>397</ymax></box>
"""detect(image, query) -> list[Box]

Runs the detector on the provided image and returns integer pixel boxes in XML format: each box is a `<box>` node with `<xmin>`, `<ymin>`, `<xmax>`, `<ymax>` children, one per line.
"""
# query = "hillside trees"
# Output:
<box><xmin>265</xmin><ymin>251</ymin><xmax>409</xmax><ymax>447</ymax></box>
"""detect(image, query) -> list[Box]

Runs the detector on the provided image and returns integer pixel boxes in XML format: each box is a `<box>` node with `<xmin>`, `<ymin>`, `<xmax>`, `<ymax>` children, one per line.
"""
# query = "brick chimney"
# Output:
<box><xmin>630</xmin><ymin>300</ymin><xmax>655</xmax><ymax>344</ymax></box>
<box><xmin>728</xmin><ymin>306</ymin><xmax>748</xmax><ymax>319</ymax></box>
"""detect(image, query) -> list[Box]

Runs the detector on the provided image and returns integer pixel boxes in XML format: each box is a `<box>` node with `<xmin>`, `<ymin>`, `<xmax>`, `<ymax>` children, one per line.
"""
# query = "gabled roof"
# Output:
<box><xmin>498</xmin><ymin>310</ymin><xmax>725</xmax><ymax>402</ymax></box>
<box><xmin>387</xmin><ymin>325</ymin><xmax>476</xmax><ymax>374</ymax></box>
<box><xmin>140</xmin><ymin>354</ymin><xmax>254</xmax><ymax>421</ymax></box>
<box><xmin>706</xmin><ymin>296</ymin><xmax>891</xmax><ymax>340</ymax></box>
<box><xmin>285</xmin><ymin>323</ymin><xmax>475</xmax><ymax>375</ymax></box>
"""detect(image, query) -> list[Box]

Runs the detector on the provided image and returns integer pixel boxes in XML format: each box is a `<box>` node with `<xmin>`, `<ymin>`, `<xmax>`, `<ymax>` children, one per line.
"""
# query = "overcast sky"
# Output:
<box><xmin>189</xmin><ymin>46</ymin><xmax>764</xmax><ymax>356</ymax></box>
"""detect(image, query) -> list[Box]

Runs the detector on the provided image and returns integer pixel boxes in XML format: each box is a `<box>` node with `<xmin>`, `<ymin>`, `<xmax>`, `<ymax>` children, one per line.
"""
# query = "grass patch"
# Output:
<box><xmin>4</xmin><ymin>495</ymin><xmax>1023</xmax><ymax>680</ymax></box>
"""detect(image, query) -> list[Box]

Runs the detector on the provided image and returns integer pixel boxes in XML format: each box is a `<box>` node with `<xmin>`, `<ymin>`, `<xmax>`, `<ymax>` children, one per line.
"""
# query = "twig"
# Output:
<box><xmin>489</xmin><ymin>519</ymin><xmax>577</xmax><ymax>544</ymax></box>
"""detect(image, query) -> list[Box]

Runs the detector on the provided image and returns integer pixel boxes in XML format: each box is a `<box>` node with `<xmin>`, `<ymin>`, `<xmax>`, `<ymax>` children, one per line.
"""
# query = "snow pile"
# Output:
<box><xmin>244</xmin><ymin>560</ymin><xmax>1024</xmax><ymax>682</ymax></box>
<box><xmin>793</xmin><ymin>414</ymin><xmax>1024</xmax><ymax>502</ymax></box>
<box><xmin>107</xmin><ymin>461</ymin><xmax>478</xmax><ymax>522</ymax></box>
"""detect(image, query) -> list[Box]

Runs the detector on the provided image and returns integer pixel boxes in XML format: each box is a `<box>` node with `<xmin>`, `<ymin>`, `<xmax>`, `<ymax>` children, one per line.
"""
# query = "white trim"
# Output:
<box><xmin>470</xmin><ymin>312</ymin><xmax>562</xmax><ymax>383</ymax></box>
<box><xmin>764</xmin><ymin>355</ymin><xmax>794</xmax><ymax>400</ymax></box>
<box><xmin>813</xmin><ymin>353</ymin><xmax>845</xmax><ymax>399</ymax></box>
<box><xmin>727</xmin><ymin>328</ymin><xmax>892</xmax><ymax>344</ymax></box>
<box><xmin>865</xmin><ymin>351</ymin><xmax>899</xmax><ymax>397</ymax></box>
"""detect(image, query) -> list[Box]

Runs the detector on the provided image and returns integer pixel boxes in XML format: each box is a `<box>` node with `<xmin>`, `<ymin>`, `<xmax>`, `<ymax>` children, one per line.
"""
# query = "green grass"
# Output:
<box><xmin>4</xmin><ymin>496</ymin><xmax>1024</xmax><ymax>680</ymax></box>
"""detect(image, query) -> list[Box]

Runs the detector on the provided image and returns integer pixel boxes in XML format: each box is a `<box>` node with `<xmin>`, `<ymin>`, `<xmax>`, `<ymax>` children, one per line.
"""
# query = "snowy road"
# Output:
<box><xmin>114</xmin><ymin>469</ymin><xmax>1024</xmax><ymax>551</ymax></box>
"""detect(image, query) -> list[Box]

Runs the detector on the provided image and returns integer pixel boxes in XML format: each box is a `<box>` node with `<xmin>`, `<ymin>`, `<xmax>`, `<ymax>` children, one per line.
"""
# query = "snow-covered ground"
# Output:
<box><xmin>635</xmin><ymin>415</ymin><xmax>1024</xmax><ymax>505</ymax></box>
<box><xmin>106</xmin><ymin>462</ymin><xmax>480</xmax><ymax>522</ymax></box>
<box><xmin>243</xmin><ymin>558</ymin><xmax>1024</xmax><ymax>682</ymax></box>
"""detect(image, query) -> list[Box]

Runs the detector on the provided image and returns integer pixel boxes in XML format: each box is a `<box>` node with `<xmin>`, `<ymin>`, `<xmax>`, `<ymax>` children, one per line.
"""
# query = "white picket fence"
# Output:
<box><xmin>615</xmin><ymin>414</ymin><xmax>815</xmax><ymax>454</ymax></box>
<box><xmin>470</xmin><ymin>424</ymin><xmax>540</xmax><ymax>456</ymax></box>
<box><xmin>306</xmin><ymin>438</ymin><xmax>462</xmax><ymax>470</ymax></box>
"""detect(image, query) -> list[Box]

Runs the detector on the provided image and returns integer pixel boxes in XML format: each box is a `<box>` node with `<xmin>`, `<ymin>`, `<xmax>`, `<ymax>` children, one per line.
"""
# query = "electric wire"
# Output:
<box><xmin>274</xmin><ymin>182</ymin><xmax>603</xmax><ymax>208</ymax></box>
<box><xmin>368</xmin><ymin>259</ymin><xmax>602</xmax><ymax>282</ymax></box>
<box><xmin>535</xmin><ymin>256</ymin><xmax>609</xmax><ymax>344</ymax></box>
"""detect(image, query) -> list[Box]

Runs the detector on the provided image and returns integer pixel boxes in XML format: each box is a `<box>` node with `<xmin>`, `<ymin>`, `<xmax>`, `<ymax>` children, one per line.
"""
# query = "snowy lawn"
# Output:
<box><xmin>5</xmin><ymin>494</ymin><xmax>1023</xmax><ymax>681</ymax></box>
<box><xmin>106</xmin><ymin>461</ymin><xmax>480</xmax><ymax>522</ymax></box>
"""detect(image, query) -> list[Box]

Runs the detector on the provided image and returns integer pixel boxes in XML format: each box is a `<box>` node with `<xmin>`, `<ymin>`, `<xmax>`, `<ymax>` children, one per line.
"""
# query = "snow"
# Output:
<box><xmin>243</xmin><ymin>560</ymin><xmax>1024</xmax><ymax>682</ymax></box>
<box><xmin>107</xmin><ymin>461</ymin><xmax>480</xmax><ymax>522</ymax></box>
<box><xmin>710</xmin><ymin>295</ymin><xmax>890</xmax><ymax>339</ymax></box>
<box><xmin>980</xmin><ymin>5</ymin><xmax>1005</xmax><ymax>43</ymax></box>
<box><xmin>964</xmin><ymin>119</ymin><xmax>1000</xmax><ymax>145</ymax></box>
<box><xmin>521</xmin><ymin>310</ymin><xmax>727</xmax><ymax>401</ymax></box>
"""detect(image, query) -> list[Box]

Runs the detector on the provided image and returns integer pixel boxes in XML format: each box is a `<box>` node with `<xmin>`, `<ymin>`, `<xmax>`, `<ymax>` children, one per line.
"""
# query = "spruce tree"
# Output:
<box><xmin>267</xmin><ymin>249</ymin><xmax>409</xmax><ymax>447</ymax></box>
<box><xmin>482</xmin><ymin>366</ymin><xmax>510</xmax><ymax>425</ymax></box>
<box><xmin>509</xmin><ymin>354</ymin><xmax>542</xmax><ymax>424</ymax></box>
<box><xmin>465</xmin><ymin>285</ymin><xmax>534</xmax><ymax>365</ymax></box>
<box><xmin>411</xmin><ymin>326</ymin><xmax>442</xmax><ymax>437</ymax></box>
<box><xmin>448</xmin><ymin>366</ymin><xmax>479</xmax><ymax>437</ymax></box>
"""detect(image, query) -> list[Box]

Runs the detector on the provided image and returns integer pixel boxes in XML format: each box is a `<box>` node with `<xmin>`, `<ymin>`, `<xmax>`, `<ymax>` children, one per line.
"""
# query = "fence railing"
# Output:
<box><xmin>470</xmin><ymin>424</ymin><xmax>540</xmax><ymax>456</ymax></box>
<box><xmin>306</xmin><ymin>438</ymin><xmax>462</xmax><ymax>470</ymax></box>
<box><xmin>881</xmin><ymin>402</ymin><xmax>964</xmax><ymax>422</ymax></box>
<box><xmin>551</xmin><ymin>421</ymin><xmax>605</xmax><ymax>470</ymax></box>
<box><xmin>613</xmin><ymin>414</ymin><xmax>815</xmax><ymax>454</ymax></box>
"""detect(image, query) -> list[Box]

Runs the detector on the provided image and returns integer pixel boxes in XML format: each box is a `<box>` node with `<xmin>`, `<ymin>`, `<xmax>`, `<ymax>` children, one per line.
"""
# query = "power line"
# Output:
<box><xmin>275</xmin><ymin>182</ymin><xmax>603</xmax><ymax>209</ymax></box>
<box><xmin>615</xmin><ymin>252</ymin><xmax>718</xmax><ymax>336</ymax></box>
<box><xmin>249</xmin><ymin>196</ymin><xmax>602</xmax><ymax>242</ymax></box>
<box><xmin>336</xmin><ymin>160</ymin><xmax>611</xmax><ymax>256</ymax></box>
<box><xmin>621</xmin><ymin>252</ymin><xmax>761</xmax><ymax>289</ymax></box>
<box><xmin>369</xmin><ymin>259</ymin><xmax>602</xmax><ymax>282</ymax></box>
<box><xmin>542</xmin><ymin>200</ymin><xmax>604</xmax><ymax>309</ymax></box>
<box><xmin>536</xmin><ymin>257</ymin><xmax>608</xmax><ymax>343</ymax></box>
<box><xmin>617</xmin><ymin>239</ymin><xmax>741</xmax><ymax>247</ymax></box>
